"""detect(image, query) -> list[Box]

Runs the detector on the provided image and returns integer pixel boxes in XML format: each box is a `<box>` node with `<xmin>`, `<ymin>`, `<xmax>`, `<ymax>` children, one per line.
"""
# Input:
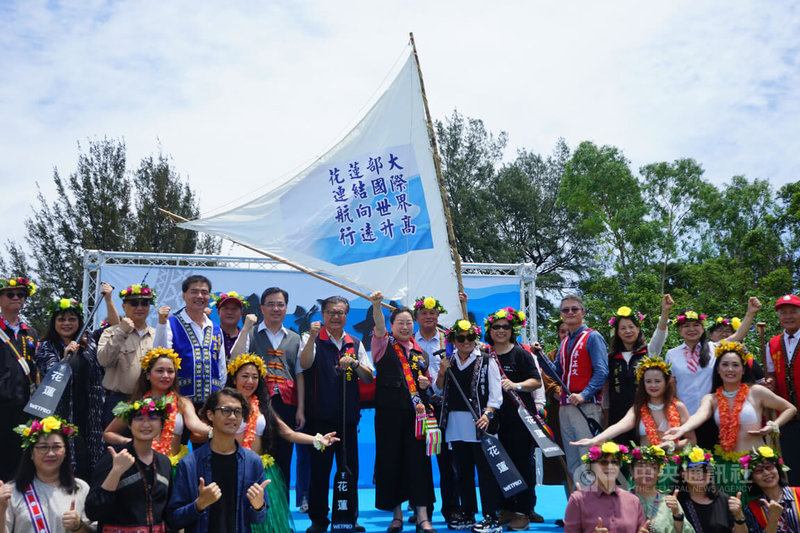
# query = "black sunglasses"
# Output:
<box><xmin>125</xmin><ymin>300</ymin><xmax>151</xmax><ymax>307</ymax></box>
<box><xmin>491</xmin><ymin>324</ymin><xmax>512</xmax><ymax>330</ymax></box>
<box><xmin>455</xmin><ymin>335</ymin><xmax>476</xmax><ymax>343</ymax></box>
<box><xmin>2</xmin><ymin>291</ymin><xmax>28</xmax><ymax>299</ymax></box>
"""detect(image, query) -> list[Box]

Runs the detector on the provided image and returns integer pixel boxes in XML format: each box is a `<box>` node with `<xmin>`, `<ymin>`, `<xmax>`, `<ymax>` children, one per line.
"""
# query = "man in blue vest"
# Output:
<box><xmin>154</xmin><ymin>275</ymin><xmax>224</xmax><ymax>410</ymax></box>
<box><xmin>299</xmin><ymin>296</ymin><xmax>374</xmax><ymax>533</ymax></box>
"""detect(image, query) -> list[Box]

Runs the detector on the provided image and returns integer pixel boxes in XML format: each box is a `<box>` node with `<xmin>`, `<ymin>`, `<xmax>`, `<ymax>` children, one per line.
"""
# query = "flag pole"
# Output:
<box><xmin>157</xmin><ymin>208</ymin><xmax>394</xmax><ymax>311</ymax></box>
<box><xmin>409</xmin><ymin>32</ymin><xmax>469</xmax><ymax>320</ymax></box>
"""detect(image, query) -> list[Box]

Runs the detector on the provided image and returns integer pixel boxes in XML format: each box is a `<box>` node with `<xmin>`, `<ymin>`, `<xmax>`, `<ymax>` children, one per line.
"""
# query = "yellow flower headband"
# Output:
<box><xmin>227</xmin><ymin>352</ymin><xmax>267</xmax><ymax>379</ymax></box>
<box><xmin>635</xmin><ymin>355</ymin><xmax>672</xmax><ymax>382</ymax></box>
<box><xmin>714</xmin><ymin>340</ymin><xmax>754</xmax><ymax>364</ymax></box>
<box><xmin>141</xmin><ymin>347</ymin><xmax>182</xmax><ymax>372</ymax></box>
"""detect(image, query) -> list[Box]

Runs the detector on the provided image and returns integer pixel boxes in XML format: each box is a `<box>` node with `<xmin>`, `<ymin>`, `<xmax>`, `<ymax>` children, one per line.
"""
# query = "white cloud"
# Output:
<box><xmin>1</xmin><ymin>0</ymin><xmax>798</xmax><ymax>253</ymax></box>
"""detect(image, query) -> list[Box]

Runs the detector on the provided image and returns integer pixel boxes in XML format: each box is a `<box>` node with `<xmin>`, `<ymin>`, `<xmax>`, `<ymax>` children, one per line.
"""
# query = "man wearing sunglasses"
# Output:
<box><xmin>97</xmin><ymin>283</ymin><xmax>158</xmax><ymax>426</ymax></box>
<box><xmin>549</xmin><ymin>294</ymin><xmax>608</xmax><ymax>486</ymax></box>
<box><xmin>0</xmin><ymin>276</ymin><xmax>39</xmax><ymax>481</ymax></box>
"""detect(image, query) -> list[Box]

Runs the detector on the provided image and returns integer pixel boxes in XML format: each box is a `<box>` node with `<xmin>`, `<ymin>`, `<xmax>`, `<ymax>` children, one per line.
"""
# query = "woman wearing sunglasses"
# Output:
<box><xmin>484</xmin><ymin>307</ymin><xmax>541</xmax><ymax>529</ymax></box>
<box><xmin>0</xmin><ymin>416</ymin><xmax>92</xmax><ymax>532</ymax></box>
<box><xmin>86</xmin><ymin>397</ymin><xmax>174</xmax><ymax>532</ymax></box>
<box><xmin>563</xmin><ymin>441</ymin><xmax>650</xmax><ymax>533</ymax></box>
<box><xmin>741</xmin><ymin>445</ymin><xmax>799</xmax><ymax>532</ymax></box>
<box><xmin>435</xmin><ymin>320</ymin><xmax>503</xmax><ymax>533</ymax></box>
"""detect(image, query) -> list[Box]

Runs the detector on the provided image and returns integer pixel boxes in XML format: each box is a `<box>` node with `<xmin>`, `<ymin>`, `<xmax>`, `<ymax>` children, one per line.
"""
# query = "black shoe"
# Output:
<box><xmin>448</xmin><ymin>513</ymin><xmax>475</xmax><ymax>530</ymax></box>
<box><xmin>417</xmin><ymin>520</ymin><xmax>437</xmax><ymax>533</ymax></box>
<box><xmin>528</xmin><ymin>511</ymin><xmax>544</xmax><ymax>523</ymax></box>
<box><xmin>555</xmin><ymin>519</ymin><xmax>565</xmax><ymax>527</ymax></box>
<box><xmin>307</xmin><ymin>523</ymin><xmax>328</xmax><ymax>533</ymax></box>
<box><xmin>409</xmin><ymin>512</ymin><xmax>417</xmax><ymax>524</ymax></box>
<box><xmin>388</xmin><ymin>518</ymin><xmax>404</xmax><ymax>533</ymax></box>
<box><xmin>471</xmin><ymin>516</ymin><xmax>502</xmax><ymax>533</ymax></box>
<box><xmin>355</xmin><ymin>524</ymin><xmax>366</xmax><ymax>533</ymax></box>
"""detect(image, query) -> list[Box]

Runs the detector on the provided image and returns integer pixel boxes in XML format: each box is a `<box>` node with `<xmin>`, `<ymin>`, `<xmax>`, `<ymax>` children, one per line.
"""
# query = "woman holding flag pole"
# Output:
<box><xmin>483</xmin><ymin>307</ymin><xmax>541</xmax><ymax>530</ymax></box>
<box><xmin>369</xmin><ymin>291</ymin><xmax>438</xmax><ymax>533</ymax></box>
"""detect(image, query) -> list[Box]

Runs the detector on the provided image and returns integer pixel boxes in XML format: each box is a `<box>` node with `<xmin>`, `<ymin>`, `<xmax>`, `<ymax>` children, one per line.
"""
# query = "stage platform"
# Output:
<box><xmin>289</xmin><ymin>485</ymin><xmax>568</xmax><ymax>532</ymax></box>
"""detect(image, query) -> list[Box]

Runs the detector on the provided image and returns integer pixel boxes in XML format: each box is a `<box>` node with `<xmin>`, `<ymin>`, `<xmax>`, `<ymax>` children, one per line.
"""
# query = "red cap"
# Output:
<box><xmin>217</xmin><ymin>296</ymin><xmax>244</xmax><ymax>309</ymax></box>
<box><xmin>775</xmin><ymin>294</ymin><xmax>800</xmax><ymax>309</ymax></box>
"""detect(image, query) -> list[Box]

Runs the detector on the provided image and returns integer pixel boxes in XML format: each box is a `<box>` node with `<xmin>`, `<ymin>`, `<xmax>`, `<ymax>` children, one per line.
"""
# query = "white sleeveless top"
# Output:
<box><xmin>638</xmin><ymin>403</ymin><xmax>671</xmax><ymax>436</ymax></box>
<box><xmin>237</xmin><ymin>414</ymin><xmax>267</xmax><ymax>436</ymax></box>
<box><xmin>713</xmin><ymin>398</ymin><xmax>759</xmax><ymax>427</ymax></box>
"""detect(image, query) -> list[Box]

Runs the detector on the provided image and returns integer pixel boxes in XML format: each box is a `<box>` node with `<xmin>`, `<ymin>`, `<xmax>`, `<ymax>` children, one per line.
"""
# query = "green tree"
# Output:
<box><xmin>133</xmin><ymin>150</ymin><xmax>220</xmax><ymax>254</ymax></box>
<box><xmin>561</xmin><ymin>142</ymin><xmax>655</xmax><ymax>282</ymax></box>
<box><xmin>435</xmin><ymin>109</ymin><xmax>507</xmax><ymax>262</ymax></box>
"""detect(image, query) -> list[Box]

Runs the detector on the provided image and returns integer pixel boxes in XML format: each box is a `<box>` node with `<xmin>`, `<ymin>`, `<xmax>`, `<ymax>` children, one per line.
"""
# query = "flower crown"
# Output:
<box><xmin>673</xmin><ymin>310</ymin><xmax>707</xmax><ymax>326</ymax></box>
<box><xmin>444</xmin><ymin>319</ymin><xmax>482</xmax><ymax>342</ymax></box>
<box><xmin>714</xmin><ymin>340</ymin><xmax>754</xmax><ymax>364</ymax></box>
<box><xmin>713</xmin><ymin>316</ymin><xmax>741</xmax><ymax>331</ymax></box>
<box><xmin>630</xmin><ymin>444</ymin><xmax>668</xmax><ymax>467</ymax></box>
<box><xmin>414</xmin><ymin>296</ymin><xmax>447</xmax><ymax>315</ymax></box>
<box><xmin>211</xmin><ymin>291</ymin><xmax>247</xmax><ymax>307</ymax></box>
<box><xmin>608</xmin><ymin>306</ymin><xmax>645</xmax><ymax>327</ymax></box>
<box><xmin>739</xmin><ymin>445</ymin><xmax>790</xmax><ymax>477</ymax></box>
<box><xmin>112</xmin><ymin>396</ymin><xmax>174</xmax><ymax>423</ymax></box>
<box><xmin>227</xmin><ymin>352</ymin><xmax>267</xmax><ymax>379</ymax></box>
<box><xmin>581</xmin><ymin>441</ymin><xmax>630</xmax><ymax>465</ymax></box>
<box><xmin>0</xmin><ymin>277</ymin><xmax>37</xmax><ymax>296</ymax></box>
<box><xmin>635</xmin><ymin>355</ymin><xmax>672</xmax><ymax>381</ymax></box>
<box><xmin>671</xmin><ymin>445</ymin><xmax>715</xmax><ymax>469</ymax></box>
<box><xmin>14</xmin><ymin>416</ymin><xmax>77</xmax><ymax>449</ymax></box>
<box><xmin>140</xmin><ymin>347</ymin><xmax>181</xmax><ymax>372</ymax></box>
<box><xmin>119</xmin><ymin>283</ymin><xmax>157</xmax><ymax>303</ymax></box>
<box><xmin>48</xmin><ymin>298</ymin><xmax>82</xmax><ymax>316</ymax></box>
<box><xmin>485</xmin><ymin>307</ymin><xmax>527</xmax><ymax>335</ymax></box>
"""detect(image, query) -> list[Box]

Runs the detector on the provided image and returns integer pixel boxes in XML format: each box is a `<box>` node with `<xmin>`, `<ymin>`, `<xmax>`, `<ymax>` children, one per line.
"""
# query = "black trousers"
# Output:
<box><xmin>451</xmin><ymin>441</ymin><xmax>499</xmax><ymax>518</ymax></box>
<box><xmin>780</xmin><ymin>419</ymin><xmax>800</xmax><ymax>486</ymax></box>
<box><xmin>374</xmin><ymin>406</ymin><xmax>435</xmax><ymax>510</ymax></box>
<box><xmin>0</xmin><ymin>402</ymin><xmax>26</xmax><ymax>481</ymax></box>
<box><xmin>307</xmin><ymin>419</ymin><xmax>359</xmax><ymax>526</ymax></box>
<box><xmin>497</xmin><ymin>417</ymin><xmax>535</xmax><ymax>513</ymax></box>
<box><xmin>436</xmin><ymin>443</ymin><xmax>459</xmax><ymax>520</ymax></box>
<box><xmin>271</xmin><ymin>394</ymin><xmax>298</xmax><ymax>495</ymax></box>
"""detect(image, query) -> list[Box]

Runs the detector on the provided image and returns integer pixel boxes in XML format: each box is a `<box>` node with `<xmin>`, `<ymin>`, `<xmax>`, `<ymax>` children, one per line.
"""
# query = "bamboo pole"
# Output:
<box><xmin>409</xmin><ymin>32</ymin><xmax>469</xmax><ymax>320</ymax></box>
<box><xmin>157</xmin><ymin>208</ymin><xmax>394</xmax><ymax>311</ymax></box>
<box><xmin>756</xmin><ymin>321</ymin><xmax>781</xmax><ymax>451</ymax></box>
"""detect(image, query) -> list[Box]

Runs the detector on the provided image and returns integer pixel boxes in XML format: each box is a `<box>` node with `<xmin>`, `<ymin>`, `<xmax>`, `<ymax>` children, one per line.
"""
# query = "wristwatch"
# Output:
<box><xmin>483</xmin><ymin>409</ymin><xmax>495</xmax><ymax>420</ymax></box>
<box><xmin>672</xmin><ymin>513</ymin><xmax>684</xmax><ymax>522</ymax></box>
<box><xmin>734</xmin><ymin>516</ymin><xmax>746</xmax><ymax>525</ymax></box>
<box><xmin>515</xmin><ymin>383</ymin><xmax>522</xmax><ymax>392</ymax></box>
<box><xmin>349</xmin><ymin>360</ymin><xmax>359</xmax><ymax>370</ymax></box>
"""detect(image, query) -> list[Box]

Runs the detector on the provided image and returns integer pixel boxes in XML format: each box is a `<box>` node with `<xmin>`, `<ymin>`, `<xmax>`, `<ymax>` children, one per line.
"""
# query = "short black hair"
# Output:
<box><xmin>182</xmin><ymin>275</ymin><xmax>212</xmax><ymax>293</ymax></box>
<box><xmin>261</xmin><ymin>287</ymin><xmax>289</xmax><ymax>306</ymax></box>
<box><xmin>322</xmin><ymin>296</ymin><xmax>349</xmax><ymax>314</ymax></box>
<box><xmin>200</xmin><ymin>387</ymin><xmax>250</xmax><ymax>425</ymax></box>
<box><xmin>389</xmin><ymin>307</ymin><xmax>414</xmax><ymax>325</ymax></box>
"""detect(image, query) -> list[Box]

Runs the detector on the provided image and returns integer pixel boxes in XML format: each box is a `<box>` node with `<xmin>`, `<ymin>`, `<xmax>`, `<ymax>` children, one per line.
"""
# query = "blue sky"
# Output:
<box><xmin>2</xmin><ymin>1</ymin><xmax>799</xmax><ymax>251</ymax></box>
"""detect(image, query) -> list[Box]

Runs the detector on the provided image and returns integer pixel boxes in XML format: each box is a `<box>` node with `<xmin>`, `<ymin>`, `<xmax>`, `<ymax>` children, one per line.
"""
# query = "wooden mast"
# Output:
<box><xmin>408</xmin><ymin>32</ymin><xmax>469</xmax><ymax>320</ymax></box>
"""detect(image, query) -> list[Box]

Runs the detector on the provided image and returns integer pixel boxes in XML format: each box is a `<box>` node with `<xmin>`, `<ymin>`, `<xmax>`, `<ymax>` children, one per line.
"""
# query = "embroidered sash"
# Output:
<box><xmin>23</xmin><ymin>482</ymin><xmax>51</xmax><ymax>533</ymax></box>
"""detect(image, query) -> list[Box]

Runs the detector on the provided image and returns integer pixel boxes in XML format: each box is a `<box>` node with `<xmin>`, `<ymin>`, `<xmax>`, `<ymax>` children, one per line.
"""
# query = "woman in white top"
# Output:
<box><xmin>663</xmin><ymin>298</ymin><xmax>761</xmax><ymax>448</ymax></box>
<box><xmin>0</xmin><ymin>416</ymin><xmax>92</xmax><ymax>532</ymax></box>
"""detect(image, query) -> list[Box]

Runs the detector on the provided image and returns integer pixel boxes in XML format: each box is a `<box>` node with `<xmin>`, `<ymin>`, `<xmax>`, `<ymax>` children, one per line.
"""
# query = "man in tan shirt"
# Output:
<box><xmin>97</xmin><ymin>283</ymin><xmax>157</xmax><ymax>426</ymax></box>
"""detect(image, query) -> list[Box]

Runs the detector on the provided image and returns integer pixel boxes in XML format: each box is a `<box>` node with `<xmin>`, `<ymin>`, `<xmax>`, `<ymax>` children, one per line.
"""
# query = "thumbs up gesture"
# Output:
<box><xmin>108</xmin><ymin>446</ymin><xmax>135</xmax><ymax>473</ymax></box>
<box><xmin>594</xmin><ymin>517</ymin><xmax>608</xmax><ymax>533</ymax></box>
<box><xmin>196</xmin><ymin>477</ymin><xmax>222</xmax><ymax>511</ymax></box>
<box><xmin>729</xmin><ymin>491</ymin><xmax>744</xmax><ymax>521</ymax></box>
<box><xmin>61</xmin><ymin>499</ymin><xmax>81</xmax><ymax>531</ymax></box>
<box><xmin>665</xmin><ymin>489</ymin><xmax>680</xmax><ymax>515</ymax></box>
<box><xmin>0</xmin><ymin>481</ymin><xmax>12</xmax><ymax>510</ymax></box>
<box><xmin>246</xmin><ymin>479</ymin><xmax>271</xmax><ymax>510</ymax></box>
<box><xmin>637</xmin><ymin>520</ymin><xmax>651</xmax><ymax>533</ymax></box>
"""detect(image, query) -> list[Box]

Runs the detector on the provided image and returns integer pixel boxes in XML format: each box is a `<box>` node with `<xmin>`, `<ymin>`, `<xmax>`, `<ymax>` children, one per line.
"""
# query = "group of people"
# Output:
<box><xmin>1</xmin><ymin>273</ymin><xmax>800</xmax><ymax>533</ymax></box>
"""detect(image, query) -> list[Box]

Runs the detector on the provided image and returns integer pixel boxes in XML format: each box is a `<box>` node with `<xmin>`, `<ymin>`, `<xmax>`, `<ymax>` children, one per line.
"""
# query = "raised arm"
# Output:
<box><xmin>726</xmin><ymin>297</ymin><xmax>762</xmax><ymax>343</ymax></box>
<box><xmin>230</xmin><ymin>314</ymin><xmax>257</xmax><ymax>358</ymax></box>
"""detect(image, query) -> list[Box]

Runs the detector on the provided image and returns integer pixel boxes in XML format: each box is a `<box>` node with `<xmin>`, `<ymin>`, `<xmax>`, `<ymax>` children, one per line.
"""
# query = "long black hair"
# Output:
<box><xmin>225</xmin><ymin>365</ymin><xmax>279</xmax><ymax>455</ymax></box>
<box><xmin>711</xmin><ymin>349</ymin><xmax>756</xmax><ymax>391</ymax></box>
<box><xmin>14</xmin><ymin>433</ymin><xmax>78</xmax><ymax>494</ymax></box>
<box><xmin>609</xmin><ymin>316</ymin><xmax>647</xmax><ymax>355</ymax></box>
<box><xmin>41</xmin><ymin>308</ymin><xmax>84</xmax><ymax>345</ymax></box>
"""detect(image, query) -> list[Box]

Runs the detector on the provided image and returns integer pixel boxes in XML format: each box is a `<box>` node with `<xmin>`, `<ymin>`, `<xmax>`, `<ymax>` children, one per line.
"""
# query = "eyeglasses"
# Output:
<box><xmin>324</xmin><ymin>310</ymin><xmax>347</xmax><ymax>317</ymax></box>
<box><xmin>132</xmin><ymin>413</ymin><xmax>162</xmax><ymax>421</ymax></box>
<box><xmin>560</xmin><ymin>306</ymin><xmax>582</xmax><ymax>315</ymax></box>
<box><xmin>753</xmin><ymin>463</ymin><xmax>777</xmax><ymax>473</ymax></box>
<box><xmin>491</xmin><ymin>324</ymin><xmax>512</xmax><ymax>331</ymax></box>
<box><xmin>598</xmin><ymin>460</ymin><xmax>619</xmax><ymax>466</ymax></box>
<box><xmin>455</xmin><ymin>335</ymin><xmax>476</xmax><ymax>343</ymax></box>
<box><xmin>125</xmin><ymin>300</ymin><xmax>151</xmax><ymax>307</ymax></box>
<box><xmin>2</xmin><ymin>291</ymin><xmax>28</xmax><ymax>299</ymax></box>
<box><xmin>33</xmin><ymin>444</ymin><xmax>65</xmax><ymax>454</ymax></box>
<box><xmin>213</xmin><ymin>406</ymin><xmax>244</xmax><ymax>418</ymax></box>
<box><xmin>263</xmin><ymin>302</ymin><xmax>286</xmax><ymax>309</ymax></box>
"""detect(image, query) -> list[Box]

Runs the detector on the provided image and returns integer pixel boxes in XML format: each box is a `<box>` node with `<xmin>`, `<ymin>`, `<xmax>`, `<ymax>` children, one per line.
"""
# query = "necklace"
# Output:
<box><xmin>640</xmin><ymin>399</ymin><xmax>681</xmax><ymax>445</ymax></box>
<box><xmin>716</xmin><ymin>383</ymin><xmax>749</xmax><ymax>452</ymax></box>
<box><xmin>243</xmin><ymin>395</ymin><xmax>260</xmax><ymax>449</ymax></box>
<box><xmin>145</xmin><ymin>392</ymin><xmax>176</xmax><ymax>455</ymax></box>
